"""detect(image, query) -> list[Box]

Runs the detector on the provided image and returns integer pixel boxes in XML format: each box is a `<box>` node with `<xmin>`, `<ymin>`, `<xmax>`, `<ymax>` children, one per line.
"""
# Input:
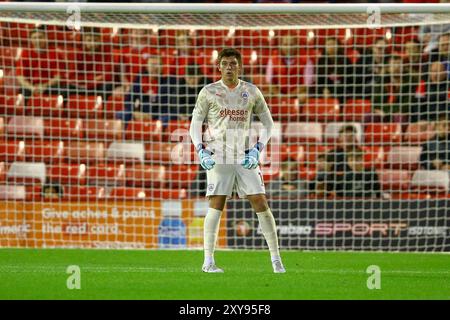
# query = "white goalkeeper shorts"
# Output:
<box><xmin>205</xmin><ymin>164</ymin><xmax>266</xmax><ymax>199</ymax></box>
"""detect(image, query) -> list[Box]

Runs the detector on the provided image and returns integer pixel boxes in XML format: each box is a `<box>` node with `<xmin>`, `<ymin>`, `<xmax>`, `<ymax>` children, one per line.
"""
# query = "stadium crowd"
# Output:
<box><xmin>0</xmin><ymin>18</ymin><xmax>450</xmax><ymax>200</ymax></box>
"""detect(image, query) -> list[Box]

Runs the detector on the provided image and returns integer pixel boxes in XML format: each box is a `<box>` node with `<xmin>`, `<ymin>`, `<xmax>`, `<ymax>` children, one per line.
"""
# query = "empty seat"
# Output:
<box><xmin>377</xmin><ymin>169</ymin><xmax>411</xmax><ymax>191</ymax></box>
<box><xmin>44</xmin><ymin>118</ymin><xmax>84</xmax><ymax>140</ymax></box>
<box><xmin>284</xmin><ymin>122</ymin><xmax>323</xmax><ymax>143</ymax></box>
<box><xmin>0</xmin><ymin>140</ymin><xmax>25</xmax><ymax>162</ymax></box>
<box><xmin>364</xmin><ymin>123</ymin><xmax>402</xmax><ymax>145</ymax></box>
<box><xmin>104</xmin><ymin>93</ymin><xmax>124</xmax><ymax>119</ymax></box>
<box><xmin>361</xmin><ymin>146</ymin><xmax>385</xmax><ymax>169</ymax></box>
<box><xmin>106</xmin><ymin>142</ymin><xmax>145</xmax><ymax>163</ymax></box>
<box><xmin>165</xmin><ymin>120</ymin><xmax>191</xmax><ymax>141</ymax></box>
<box><xmin>303</xmin><ymin>145</ymin><xmax>333</xmax><ymax>167</ymax></box>
<box><xmin>84</xmin><ymin>119</ymin><xmax>123</xmax><ymax>141</ymax></box>
<box><xmin>7</xmin><ymin>161</ymin><xmax>46</xmax><ymax>185</ymax></box>
<box><xmin>63</xmin><ymin>186</ymin><xmax>107</xmax><ymax>201</ymax></box>
<box><xmin>47</xmin><ymin>164</ymin><xmax>87</xmax><ymax>185</ymax></box>
<box><xmin>165</xmin><ymin>165</ymin><xmax>198</xmax><ymax>188</ymax></box>
<box><xmin>301</xmin><ymin>98</ymin><xmax>340</xmax><ymax>122</ymax></box>
<box><xmin>281</xmin><ymin>145</ymin><xmax>305</xmax><ymax>163</ymax></box>
<box><xmin>342</xmin><ymin>99</ymin><xmax>371</xmax><ymax>122</ymax></box>
<box><xmin>324</xmin><ymin>122</ymin><xmax>363</xmax><ymax>144</ymax></box>
<box><xmin>66</xmin><ymin>142</ymin><xmax>105</xmax><ymax>163</ymax></box>
<box><xmin>66</xmin><ymin>95</ymin><xmax>103</xmax><ymax>118</ymax></box>
<box><xmin>0</xmin><ymin>185</ymin><xmax>26</xmax><ymax>200</ymax></box>
<box><xmin>125</xmin><ymin>164</ymin><xmax>165</xmax><ymax>187</ymax></box>
<box><xmin>87</xmin><ymin>163</ymin><xmax>126</xmax><ymax>186</ymax></box>
<box><xmin>268</xmin><ymin>97</ymin><xmax>300</xmax><ymax>121</ymax></box>
<box><xmin>411</xmin><ymin>170</ymin><xmax>449</xmax><ymax>192</ymax></box>
<box><xmin>6</xmin><ymin>116</ymin><xmax>44</xmax><ymax>139</ymax></box>
<box><xmin>404</xmin><ymin>121</ymin><xmax>436</xmax><ymax>145</ymax></box>
<box><xmin>125</xmin><ymin>120</ymin><xmax>163</xmax><ymax>141</ymax></box>
<box><xmin>0</xmin><ymin>93</ymin><xmax>25</xmax><ymax>116</ymax></box>
<box><xmin>145</xmin><ymin>142</ymin><xmax>177</xmax><ymax>164</ymax></box>
<box><xmin>109</xmin><ymin>187</ymin><xmax>187</xmax><ymax>200</ymax></box>
<box><xmin>26</xmin><ymin>94</ymin><xmax>64</xmax><ymax>117</ymax></box>
<box><xmin>24</xmin><ymin>140</ymin><xmax>65</xmax><ymax>164</ymax></box>
<box><xmin>386</xmin><ymin>146</ymin><xmax>422</xmax><ymax>170</ymax></box>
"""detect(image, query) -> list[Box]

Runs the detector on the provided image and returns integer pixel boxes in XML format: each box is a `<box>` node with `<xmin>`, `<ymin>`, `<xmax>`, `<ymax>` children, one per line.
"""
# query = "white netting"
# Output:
<box><xmin>0</xmin><ymin>3</ymin><xmax>449</xmax><ymax>251</ymax></box>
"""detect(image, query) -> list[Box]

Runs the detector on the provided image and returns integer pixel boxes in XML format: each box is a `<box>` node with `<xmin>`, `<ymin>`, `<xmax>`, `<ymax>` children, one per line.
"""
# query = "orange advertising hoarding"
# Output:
<box><xmin>0</xmin><ymin>201</ymin><xmax>227</xmax><ymax>249</ymax></box>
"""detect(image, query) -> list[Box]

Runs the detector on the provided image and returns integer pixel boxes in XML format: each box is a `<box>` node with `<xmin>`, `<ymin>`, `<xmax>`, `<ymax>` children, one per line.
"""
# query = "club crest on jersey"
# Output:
<box><xmin>241</xmin><ymin>91</ymin><xmax>249</xmax><ymax>100</ymax></box>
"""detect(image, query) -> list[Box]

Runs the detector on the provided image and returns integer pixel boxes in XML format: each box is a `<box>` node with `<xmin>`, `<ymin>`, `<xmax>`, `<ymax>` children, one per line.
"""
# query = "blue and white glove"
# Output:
<box><xmin>196</xmin><ymin>144</ymin><xmax>215</xmax><ymax>170</ymax></box>
<box><xmin>241</xmin><ymin>142</ymin><xmax>263</xmax><ymax>170</ymax></box>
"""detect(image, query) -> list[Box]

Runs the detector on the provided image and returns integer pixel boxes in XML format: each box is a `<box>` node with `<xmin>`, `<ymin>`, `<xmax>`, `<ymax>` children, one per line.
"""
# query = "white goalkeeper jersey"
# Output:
<box><xmin>192</xmin><ymin>79</ymin><xmax>270</xmax><ymax>161</ymax></box>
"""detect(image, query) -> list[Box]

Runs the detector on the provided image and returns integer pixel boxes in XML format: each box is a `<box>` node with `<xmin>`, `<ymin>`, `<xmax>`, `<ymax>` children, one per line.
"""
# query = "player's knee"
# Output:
<box><xmin>209</xmin><ymin>196</ymin><xmax>226</xmax><ymax>211</ymax></box>
<box><xmin>248</xmin><ymin>194</ymin><xmax>269</xmax><ymax>212</ymax></box>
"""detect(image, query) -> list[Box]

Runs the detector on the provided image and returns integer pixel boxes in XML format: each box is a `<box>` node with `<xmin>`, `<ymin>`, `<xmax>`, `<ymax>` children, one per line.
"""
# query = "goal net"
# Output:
<box><xmin>0</xmin><ymin>3</ymin><xmax>449</xmax><ymax>251</ymax></box>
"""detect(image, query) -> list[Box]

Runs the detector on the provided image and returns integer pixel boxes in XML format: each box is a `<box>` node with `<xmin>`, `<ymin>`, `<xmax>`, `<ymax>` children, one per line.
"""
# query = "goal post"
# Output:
<box><xmin>0</xmin><ymin>2</ymin><xmax>449</xmax><ymax>251</ymax></box>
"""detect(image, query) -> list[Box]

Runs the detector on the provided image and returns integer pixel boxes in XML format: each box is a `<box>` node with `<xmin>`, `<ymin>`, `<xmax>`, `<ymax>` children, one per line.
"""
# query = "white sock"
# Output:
<box><xmin>203</xmin><ymin>208</ymin><xmax>222</xmax><ymax>266</ymax></box>
<box><xmin>256</xmin><ymin>209</ymin><xmax>281</xmax><ymax>262</ymax></box>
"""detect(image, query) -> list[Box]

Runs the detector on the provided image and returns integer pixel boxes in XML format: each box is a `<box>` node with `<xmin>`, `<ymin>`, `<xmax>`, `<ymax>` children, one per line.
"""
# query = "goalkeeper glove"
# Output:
<box><xmin>241</xmin><ymin>142</ymin><xmax>263</xmax><ymax>170</ymax></box>
<box><xmin>196</xmin><ymin>144</ymin><xmax>215</xmax><ymax>170</ymax></box>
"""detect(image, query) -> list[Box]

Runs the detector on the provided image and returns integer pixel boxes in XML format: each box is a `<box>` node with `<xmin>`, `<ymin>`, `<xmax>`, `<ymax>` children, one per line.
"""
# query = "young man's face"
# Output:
<box><xmin>218</xmin><ymin>56</ymin><xmax>241</xmax><ymax>84</ymax></box>
<box><xmin>438</xmin><ymin>34</ymin><xmax>450</xmax><ymax>58</ymax></box>
<box><xmin>146</xmin><ymin>57</ymin><xmax>161</xmax><ymax>76</ymax></box>
<box><xmin>30</xmin><ymin>31</ymin><xmax>47</xmax><ymax>50</ymax></box>
<box><xmin>338</xmin><ymin>130</ymin><xmax>357</xmax><ymax>147</ymax></box>
<box><xmin>83</xmin><ymin>33</ymin><xmax>101</xmax><ymax>52</ymax></box>
<box><xmin>430</xmin><ymin>61</ymin><xmax>447</xmax><ymax>83</ymax></box>
<box><xmin>436</xmin><ymin>118</ymin><xmax>449</xmax><ymax>137</ymax></box>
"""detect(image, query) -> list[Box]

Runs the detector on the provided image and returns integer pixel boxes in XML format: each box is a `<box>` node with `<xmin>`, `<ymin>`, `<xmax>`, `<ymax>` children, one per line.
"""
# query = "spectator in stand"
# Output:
<box><xmin>41</xmin><ymin>183</ymin><xmax>63</xmax><ymax>200</ymax></box>
<box><xmin>315</xmin><ymin>37</ymin><xmax>354</xmax><ymax>104</ymax></box>
<box><xmin>267</xmin><ymin>159</ymin><xmax>308</xmax><ymax>198</ymax></box>
<box><xmin>119</xmin><ymin>28</ymin><xmax>159</xmax><ymax>92</ymax></box>
<box><xmin>420</xmin><ymin>61</ymin><xmax>449</xmax><ymax>121</ymax></box>
<box><xmin>64</xmin><ymin>26</ymin><xmax>122</xmax><ymax>101</ymax></box>
<box><xmin>354</xmin><ymin>37</ymin><xmax>389</xmax><ymax>97</ymax></box>
<box><xmin>404</xmin><ymin>39</ymin><xmax>424</xmax><ymax>78</ymax></box>
<box><xmin>171</xmin><ymin>64</ymin><xmax>212</xmax><ymax>119</ymax></box>
<box><xmin>332</xmin><ymin>149</ymin><xmax>382</xmax><ymax>199</ymax></box>
<box><xmin>309</xmin><ymin>153</ymin><xmax>334</xmax><ymax>197</ymax></box>
<box><xmin>327</xmin><ymin>125</ymin><xmax>361</xmax><ymax>174</ymax></box>
<box><xmin>162</xmin><ymin>30</ymin><xmax>204</xmax><ymax>77</ymax></box>
<box><xmin>269</xmin><ymin>34</ymin><xmax>312</xmax><ymax>103</ymax></box>
<box><xmin>369</xmin><ymin>54</ymin><xmax>420</xmax><ymax>123</ymax></box>
<box><xmin>427</xmin><ymin>32</ymin><xmax>450</xmax><ymax>77</ymax></box>
<box><xmin>119</xmin><ymin>55</ymin><xmax>176</xmax><ymax>126</ymax></box>
<box><xmin>15</xmin><ymin>25</ymin><xmax>63</xmax><ymax>102</ymax></box>
<box><xmin>420</xmin><ymin>112</ymin><xmax>450</xmax><ymax>170</ymax></box>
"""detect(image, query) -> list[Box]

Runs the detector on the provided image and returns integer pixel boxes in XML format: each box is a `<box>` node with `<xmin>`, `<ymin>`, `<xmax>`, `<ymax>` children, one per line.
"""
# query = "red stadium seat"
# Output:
<box><xmin>106</xmin><ymin>142</ymin><xmax>145</xmax><ymax>164</ymax></box>
<box><xmin>0</xmin><ymin>140</ymin><xmax>25</xmax><ymax>162</ymax></box>
<box><xmin>389</xmin><ymin>192</ymin><xmax>432</xmax><ymax>200</ymax></box>
<box><xmin>87</xmin><ymin>163</ymin><xmax>126</xmax><ymax>186</ymax></box>
<box><xmin>44</xmin><ymin>118</ymin><xmax>84</xmax><ymax>140</ymax></box>
<box><xmin>165</xmin><ymin>165</ymin><xmax>198</xmax><ymax>188</ymax></box>
<box><xmin>342</xmin><ymin>99</ymin><xmax>371</xmax><ymax>122</ymax></box>
<box><xmin>281</xmin><ymin>145</ymin><xmax>305</xmax><ymax>163</ymax></box>
<box><xmin>6</xmin><ymin>116</ymin><xmax>44</xmax><ymax>139</ymax></box>
<box><xmin>63</xmin><ymin>186</ymin><xmax>107</xmax><ymax>201</ymax></box>
<box><xmin>145</xmin><ymin>142</ymin><xmax>175</xmax><ymax>164</ymax></box>
<box><xmin>125</xmin><ymin>120</ymin><xmax>163</xmax><ymax>141</ymax></box>
<box><xmin>125</xmin><ymin>164</ymin><xmax>165</xmax><ymax>188</ymax></box>
<box><xmin>260</xmin><ymin>165</ymin><xmax>280</xmax><ymax>183</ymax></box>
<box><xmin>377</xmin><ymin>169</ymin><xmax>412</xmax><ymax>191</ymax></box>
<box><xmin>26</xmin><ymin>94</ymin><xmax>64</xmax><ymax>117</ymax></box>
<box><xmin>7</xmin><ymin>161</ymin><xmax>46</xmax><ymax>185</ymax></box>
<box><xmin>386</xmin><ymin>146</ymin><xmax>422</xmax><ymax>170</ymax></box>
<box><xmin>165</xmin><ymin>120</ymin><xmax>191</xmax><ymax>142</ymax></box>
<box><xmin>361</xmin><ymin>146</ymin><xmax>385</xmax><ymax>169</ymax></box>
<box><xmin>299</xmin><ymin>166</ymin><xmax>317</xmax><ymax>181</ymax></box>
<box><xmin>47</xmin><ymin>164</ymin><xmax>87</xmax><ymax>185</ymax></box>
<box><xmin>0</xmin><ymin>118</ymin><xmax>4</xmax><ymax>139</ymax></box>
<box><xmin>0</xmin><ymin>46</ymin><xmax>21</xmax><ymax>69</ymax></box>
<box><xmin>65</xmin><ymin>142</ymin><xmax>105</xmax><ymax>164</ymax></box>
<box><xmin>403</xmin><ymin>121</ymin><xmax>436</xmax><ymax>145</ymax></box>
<box><xmin>84</xmin><ymin>119</ymin><xmax>123</xmax><ymax>141</ymax></box>
<box><xmin>268</xmin><ymin>97</ymin><xmax>300</xmax><ymax>121</ymax></box>
<box><xmin>303</xmin><ymin>145</ymin><xmax>333</xmax><ymax>167</ymax></box>
<box><xmin>0</xmin><ymin>93</ymin><xmax>25</xmax><ymax>116</ymax></box>
<box><xmin>66</xmin><ymin>95</ymin><xmax>104</xmax><ymax>119</ymax></box>
<box><xmin>284</xmin><ymin>122</ymin><xmax>323</xmax><ymax>143</ymax></box>
<box><xmin>411</xmin><ymin>170</ymin><xmax>449</xmax><ymax>193</ymax></box>
<box><xmin>24</xmin><ymin>140</ymin><xmax>65</xmax><ymax>164</ymax></box>
<box><xmin>364</xmin><ymin>123</ymin><xmax>402</xmax><ymax>145</ymax></box>
<box><xmin>109</xmin><ymin>187</ymin><xmax>187</xmax><ymax>200</ymax></box>
<box><xmin>104</xmin><ymin>93</ymin><xmax>125</xmax><ymax>119</ymax></box>
<box><xmin>301</xmin><ymin>98</ymin><xmax>341</xmax><ymax>122</ymax></box>
<box><xmin>0</xmin><ymin>185</ymin><xmax>27</xmax><ymax>200</ymax></box>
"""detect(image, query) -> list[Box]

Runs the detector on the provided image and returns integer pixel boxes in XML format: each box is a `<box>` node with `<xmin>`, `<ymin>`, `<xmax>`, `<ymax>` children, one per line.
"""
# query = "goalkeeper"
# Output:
<box><xmin>189</xmin><ymin>48</ymin><xmax>285</xmax><ymax>274</ymax></box>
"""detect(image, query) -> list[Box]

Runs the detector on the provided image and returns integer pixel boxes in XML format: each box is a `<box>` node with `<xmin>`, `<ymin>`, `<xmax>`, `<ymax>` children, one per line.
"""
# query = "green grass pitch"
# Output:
<box><xmin>0</xmin><ymin>249</ymin><xmax>449</xmax><ymax>300</ymax></box>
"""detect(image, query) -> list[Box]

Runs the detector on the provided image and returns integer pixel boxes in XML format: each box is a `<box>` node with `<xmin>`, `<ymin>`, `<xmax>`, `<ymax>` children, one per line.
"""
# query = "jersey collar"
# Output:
<box><xmin>220</xmin><ymin>79</ymin><xmax>241</xmax><ymax>91</ymax></box>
